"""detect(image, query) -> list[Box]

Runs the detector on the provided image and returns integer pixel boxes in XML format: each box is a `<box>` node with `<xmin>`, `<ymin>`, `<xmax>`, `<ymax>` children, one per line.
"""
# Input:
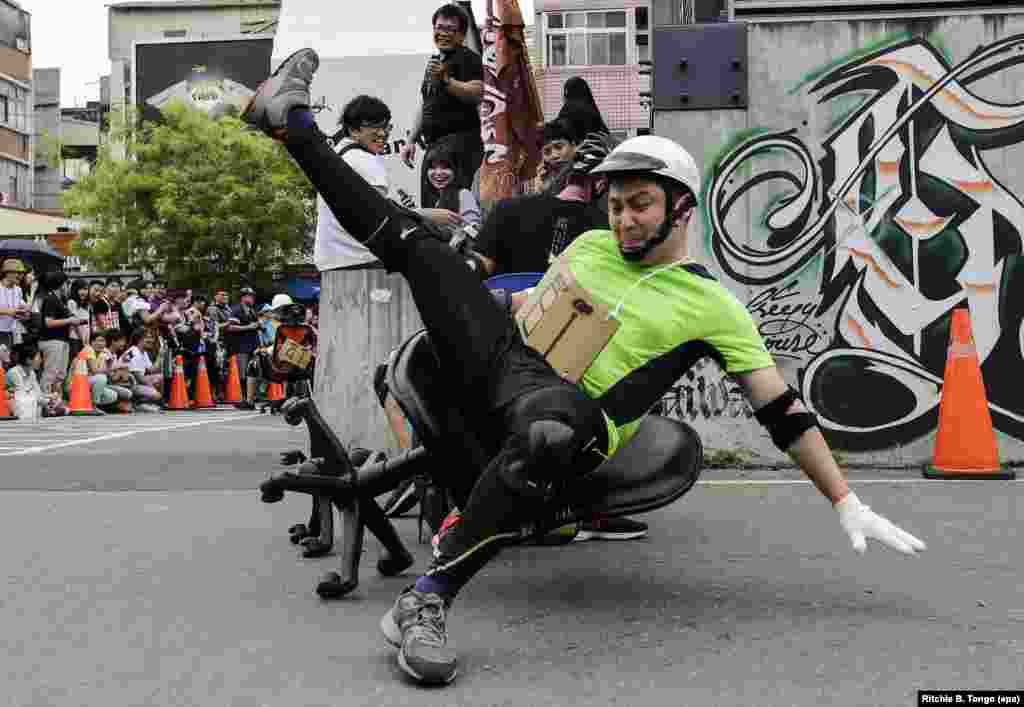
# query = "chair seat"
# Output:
<box><xmin>569</xmin><ymin>415</ymin><xmax>703</xmax><ymax>518</ymax></box>
<box><xmin>388</xmin><ymin>331</ymin><xmax>704</xmax><ymax>517</ymax></box>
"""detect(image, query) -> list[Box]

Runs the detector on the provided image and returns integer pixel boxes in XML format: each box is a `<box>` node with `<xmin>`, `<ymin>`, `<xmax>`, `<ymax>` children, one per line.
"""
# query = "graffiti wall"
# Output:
<box><xmin>656</xmin><ymin>15</ymin><xmax>1024</xmax><ymax>462</ymax></box>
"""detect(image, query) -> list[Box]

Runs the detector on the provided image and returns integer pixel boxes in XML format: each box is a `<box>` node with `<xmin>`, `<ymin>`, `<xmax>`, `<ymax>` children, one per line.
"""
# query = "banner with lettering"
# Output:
<box><xmin>478</xmin><ymin>0</ymin><xmax>545</xmax><ymax>212</ymax></box>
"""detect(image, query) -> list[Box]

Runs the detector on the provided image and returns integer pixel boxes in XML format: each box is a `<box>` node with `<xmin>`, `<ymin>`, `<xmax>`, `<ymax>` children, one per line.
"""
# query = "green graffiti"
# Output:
<box><xmin>700</xmin><ymin>127</ymin><xmax>774</xmax><ymax>247</ymax></box>
<box><xmin>825</xmin><ymin>93</ymin><xmax>875</xmax><ymax>135</ymax></box>
<box><xmin>788</xmin><ymin>32</ymin><xmax>914</xmax><ymax>95</ymax></box>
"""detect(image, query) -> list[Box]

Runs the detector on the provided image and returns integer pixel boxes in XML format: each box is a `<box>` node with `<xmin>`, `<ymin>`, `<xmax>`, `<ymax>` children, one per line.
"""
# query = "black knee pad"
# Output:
<box><xmin>497</xmin><ymin>419</ymin><xmax>577</xmax><ymax>500</ymax></box>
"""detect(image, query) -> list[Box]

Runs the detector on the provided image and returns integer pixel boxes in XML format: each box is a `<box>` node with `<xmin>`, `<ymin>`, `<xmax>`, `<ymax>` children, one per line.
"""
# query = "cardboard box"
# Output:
<box><xmin>514</xmin><ymin>261</ymin><xmax>619</xmax><ymax>383</ymax></box>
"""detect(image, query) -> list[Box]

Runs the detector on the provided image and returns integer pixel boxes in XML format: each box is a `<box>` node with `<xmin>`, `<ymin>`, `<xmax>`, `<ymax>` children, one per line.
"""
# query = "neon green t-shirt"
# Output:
<box><xmin>557</xmin><ymin>230</ymin><xmax>776</xmax><ymax>455</ymax></box>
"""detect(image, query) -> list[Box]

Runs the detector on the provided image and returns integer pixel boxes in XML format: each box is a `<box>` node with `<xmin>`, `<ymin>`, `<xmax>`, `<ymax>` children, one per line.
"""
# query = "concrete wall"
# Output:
<box><xmin>33</xmin><ymin>67</ymin><xmax>61</xmax><ymax>213</ymax></box>
<box><xmin>655</xmin><ymin>12</ymin><xmax>1024</xmax><ymax>464</ymax></box>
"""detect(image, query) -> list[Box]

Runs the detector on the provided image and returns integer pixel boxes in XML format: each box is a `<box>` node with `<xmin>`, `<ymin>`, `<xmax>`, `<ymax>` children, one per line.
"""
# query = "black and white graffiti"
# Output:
<box><xmin>704</xmin><ymin>34</ymin><xmax>1024</xmax><ymax>449</ymax></box>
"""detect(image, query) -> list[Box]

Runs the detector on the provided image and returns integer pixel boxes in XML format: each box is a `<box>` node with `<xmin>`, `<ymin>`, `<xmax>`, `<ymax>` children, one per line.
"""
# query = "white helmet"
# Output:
<box><xmin>589</xmin><ymin>135</ymin><xmax>701</xmax><ymax>200</ymax></box>
<box><xmin>271</xmin><ymin>293</ymin><xmax>294</xmax><ymax>309</ymax></box>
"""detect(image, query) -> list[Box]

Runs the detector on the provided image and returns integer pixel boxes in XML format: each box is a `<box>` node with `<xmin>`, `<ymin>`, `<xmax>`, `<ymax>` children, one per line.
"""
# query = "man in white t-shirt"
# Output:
<box><xmin>0</xmin><ymin>258</ymin><xmax>29</xmax><ymax>352</ymax></box>
<box><xmin>314</xmin><ymin>95</ymin><xmax>465</xmax><ymax>272</ymax></box>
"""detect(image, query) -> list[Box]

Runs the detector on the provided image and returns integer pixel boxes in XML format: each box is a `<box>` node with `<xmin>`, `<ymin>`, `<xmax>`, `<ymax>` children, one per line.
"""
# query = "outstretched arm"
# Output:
<box><xmin>735</xmin><ymin>366</ymin><xmax>926</xmax><ymax>556</ymax></box>
<box><xmin>735</xmin><ymin>366</ymin><xmax>848</xmax><ymax>503</ymax></box>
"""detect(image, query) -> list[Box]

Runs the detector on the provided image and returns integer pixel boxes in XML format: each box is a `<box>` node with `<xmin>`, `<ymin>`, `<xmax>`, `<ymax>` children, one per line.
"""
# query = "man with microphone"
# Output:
<box><xmin>400</xmin><ymin>4</ymin><xmax>483</xmax><ymax>209</ymax></box>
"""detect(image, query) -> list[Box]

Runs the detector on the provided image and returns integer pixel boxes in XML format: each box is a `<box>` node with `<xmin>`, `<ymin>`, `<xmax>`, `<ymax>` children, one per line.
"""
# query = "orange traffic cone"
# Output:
<box><xmin>166</xmin><ymin>354</ymin><xmax>191</xmax><ymax>411</ymax></box>
<box><xmin>924</xmin><ymin>308</ymin><xmax>1014</xmax><ymax>480</ymax></box>
<box><xmin>191</xmin><ymin>356</ymin><xmax>216</xmax><ymax>410</ymax></box>
<box><xmin>266</xmin><ymin>380</ymin><xmax>285</xmax><ymax>402</ymax></box>
<box><xmin>224</xmin><ymin>355</ymin><xmax>243</xmax><ymax>404</ymax></box>
<box><xmin>67</xmin><ymin>351</ymin><xmax>103</xmax><ymax>416</ymax></box>
<box><xmin>0</xmin><ymin>367</ymin><xmax>17</xmax><ymax>420</ymax></box>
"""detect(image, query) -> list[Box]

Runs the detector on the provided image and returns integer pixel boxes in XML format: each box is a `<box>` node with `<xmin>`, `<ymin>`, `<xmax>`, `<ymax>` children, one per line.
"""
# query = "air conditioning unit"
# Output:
<box><xmin>15</xmin><ymin>36</ymin><xmax>28</xmax><ymax>52</ymax></box>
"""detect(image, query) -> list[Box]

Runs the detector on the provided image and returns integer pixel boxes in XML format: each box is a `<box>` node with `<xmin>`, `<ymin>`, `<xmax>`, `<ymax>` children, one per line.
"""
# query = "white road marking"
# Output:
<box><xmin>699</xmin><ymin>477</ymin><xmax>1020</xmax><ymax>486</ymax></box>
<box><xmin>0</xmin><ymin>414</ymin><xmax>263</xmax><ymax>456</ymax></box>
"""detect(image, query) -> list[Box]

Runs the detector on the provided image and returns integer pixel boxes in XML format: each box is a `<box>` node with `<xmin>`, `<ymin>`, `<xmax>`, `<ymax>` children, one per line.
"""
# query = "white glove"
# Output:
<box><xmin>835</xmin><ymin>492</ymin><xmax>927</xmax><ymax>556</ymax></box>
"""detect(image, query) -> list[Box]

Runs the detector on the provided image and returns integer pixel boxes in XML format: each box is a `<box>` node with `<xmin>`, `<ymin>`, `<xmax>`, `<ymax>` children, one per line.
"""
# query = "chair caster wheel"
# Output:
<box><xmin>260</xmin><ymin>482</ymin><xmax>284</xmax><ymax>504</ymax></box>
<box><xmin>377</xmin><ymin>549</ymin><xmax>415</xmax><ymax>577</ymax></box>
<box><xmin>316</xmin><ymin>572</ymin><xmax>357</xmax><ymax>599</ymax></box>
<box><xmin>300</xmin><ymin>538</ymin><xmax>332</xmax><ymax>558</ymax></box>
<box><xmin>288</xmin><ymin>524</ymin><xmax>310</xmax><ymax>544</ymax></box>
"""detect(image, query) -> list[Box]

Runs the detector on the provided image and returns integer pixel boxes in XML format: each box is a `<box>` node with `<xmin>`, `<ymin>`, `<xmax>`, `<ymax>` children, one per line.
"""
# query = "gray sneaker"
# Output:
<box><xmin>241</xmin><ymin>48</ymin><xmax>319</xmax><ymax>137</ymax></box>
<box><xmin>380</xmin><ymin>589</ymin><xmax>458</xmax><ymax>685</ymax></box>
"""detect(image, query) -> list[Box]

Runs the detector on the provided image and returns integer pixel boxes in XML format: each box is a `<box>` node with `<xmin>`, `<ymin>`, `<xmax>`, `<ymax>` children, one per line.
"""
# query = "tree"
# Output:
<box><xmin>63</xmin><ymin>102</ymin><xmax>315</xmax><ymax>291</ymax></box>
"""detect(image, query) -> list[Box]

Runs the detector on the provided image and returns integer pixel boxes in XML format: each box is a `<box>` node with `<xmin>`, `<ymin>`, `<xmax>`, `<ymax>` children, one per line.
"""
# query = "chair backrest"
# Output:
<box><xmin>385</xmin><ymin>329</ymin><xmax>442</xmax><ymax>445</ymax></box>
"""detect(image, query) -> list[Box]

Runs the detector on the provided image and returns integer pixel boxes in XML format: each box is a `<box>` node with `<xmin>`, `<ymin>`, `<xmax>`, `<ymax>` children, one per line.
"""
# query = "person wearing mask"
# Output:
<box><xmin>399</xmin><ymin>3</ymin><xmax>483</xmax><ymax>209</ymax></box>
<box><xmin>225</xmin><ymin>286</ymin><xmax>261</xmax><ymax>410</ymax></box>
<box><xmin>556</xmin><ymin>76</ymin><xmax>610</xmax><ymax>144</ymax></box>
<box><xmin>0</xmin><ymin>258</ymin><xmax>29</xmax><ymax>352</ymax></box>
<box><xmin>37</xmin><ymin>270</ymin><xmax>87</xmax><ymax>395</ymax></box>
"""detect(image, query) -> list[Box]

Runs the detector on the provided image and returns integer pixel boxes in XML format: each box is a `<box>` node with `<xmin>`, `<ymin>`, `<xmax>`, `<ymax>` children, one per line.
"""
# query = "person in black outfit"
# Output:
<box><xmin>37</xmin><ymin>270</ymin><xmax>85</xmax><ymax>395</ymax></box>
<box><xmin>225</xmin><ymin>287</ymin><xmax>262</xmax><ymax>409</ymax></box>
<box><xmin>474</xmin><ymin>131</ymin><xmax>613</xmax><ymax>277</ymax></box>
<box><xmin>399</xmin><ymin>3</ymin><xmax>483</xmax><ymax>208</ymax></box>
<box><xmin>556</xmin><ymin>76</ymin><xmax>610</xmax><ymax>144</ymax></box>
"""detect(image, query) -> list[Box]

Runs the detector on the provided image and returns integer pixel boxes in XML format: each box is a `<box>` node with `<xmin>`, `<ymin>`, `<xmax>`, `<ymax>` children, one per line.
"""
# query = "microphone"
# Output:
<box><xmin>426</xmin><ymin>53</ymin><xmax>444</xmax><ymax>96</ymax></box>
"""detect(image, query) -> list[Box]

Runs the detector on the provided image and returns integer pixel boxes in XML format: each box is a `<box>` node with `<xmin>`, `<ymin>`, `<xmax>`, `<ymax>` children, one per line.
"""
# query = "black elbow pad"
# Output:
<box><xmin>754</xmin><ymin>387</ymin><xmax>819</xmax><ymax>451</ymax></box>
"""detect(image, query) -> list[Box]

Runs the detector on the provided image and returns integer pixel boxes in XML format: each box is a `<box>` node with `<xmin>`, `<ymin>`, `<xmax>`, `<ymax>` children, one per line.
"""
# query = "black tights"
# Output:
<box><xmin>284</xmin><ymin>119</ymin><xmax>606</xmax><ymax>597</ymax></box>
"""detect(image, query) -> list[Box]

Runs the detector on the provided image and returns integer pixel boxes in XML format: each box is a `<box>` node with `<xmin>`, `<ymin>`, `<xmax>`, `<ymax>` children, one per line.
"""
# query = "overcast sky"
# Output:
<box><xmin>19</xmin><ymin>0</ymin><xmax>536</xmax><ymax>108</ymax></box>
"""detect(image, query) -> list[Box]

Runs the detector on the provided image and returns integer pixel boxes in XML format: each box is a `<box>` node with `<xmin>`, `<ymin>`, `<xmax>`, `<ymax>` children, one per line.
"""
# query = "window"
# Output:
<box><xmin>0</xmin><ymin>95</ymin><xmax>7</xmax><ymax>124</ymax></box>
<box><xmin>163</xmin><ymin>29</ymin><xmax>187</xmax><ymax>38</ymax></box>
<box><xmin>546</xmin><ymin>10</ymin><xmax>628</xmax><ymax>67</ymax></box>
<box><xmin>636</xmin><ymin>7</ymin><xmax>650</xmax><ymax>63</ymax></box>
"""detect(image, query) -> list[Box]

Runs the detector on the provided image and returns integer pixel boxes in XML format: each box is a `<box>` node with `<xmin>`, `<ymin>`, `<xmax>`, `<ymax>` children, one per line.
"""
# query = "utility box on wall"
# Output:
<box><xmin>651</xmin><ymin>22</ymin><xmax>748</xmax><ymax>111</ymax></box>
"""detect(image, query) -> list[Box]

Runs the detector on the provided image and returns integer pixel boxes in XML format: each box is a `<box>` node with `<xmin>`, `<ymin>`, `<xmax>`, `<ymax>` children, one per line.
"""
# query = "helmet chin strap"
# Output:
<box><xmin>619</xmin><ymin>196</ymin><xmax>691</xmax><ymax>262</ymax></box>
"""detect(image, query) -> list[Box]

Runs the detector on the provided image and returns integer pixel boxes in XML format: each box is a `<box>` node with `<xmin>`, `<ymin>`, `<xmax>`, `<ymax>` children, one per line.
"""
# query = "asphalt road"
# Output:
<box><xmin>1</xmin><ymin>411</ymin><xmax>1021</xmax><ymax>706</ymax></box>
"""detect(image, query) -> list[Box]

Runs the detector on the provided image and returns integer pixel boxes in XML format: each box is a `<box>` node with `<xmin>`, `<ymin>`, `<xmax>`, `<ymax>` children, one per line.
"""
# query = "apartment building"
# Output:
<box><xmin>0</xmin><ymin>0</ymin><xmax>31</xmax><ymax>208</ymax></box>
<box><xmin>533</xmin><ymin>1</ymin><xmax>651</xmax><ymax>138</ymax></box>
<box><xmin>33</xmin><ymin>67</ymin><xmax>102</xmax><ymax>214</ymax></box>
<box><xmin>532</xmin><ymin>1</ymin><xmax>736</xmax><ymax>137</ymax></box>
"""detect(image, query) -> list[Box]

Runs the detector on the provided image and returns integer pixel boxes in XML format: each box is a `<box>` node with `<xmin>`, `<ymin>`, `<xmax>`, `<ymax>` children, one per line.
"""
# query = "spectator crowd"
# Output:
<box><xmin>0</xmin><ymin>262</ymin><xmax>317</xmax><ymax>418</ymax></box>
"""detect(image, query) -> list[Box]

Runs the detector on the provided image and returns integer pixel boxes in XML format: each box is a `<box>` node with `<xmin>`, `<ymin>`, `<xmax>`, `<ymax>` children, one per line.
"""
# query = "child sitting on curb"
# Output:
<box><xmin>4</xmin><ymin>341</ymin><xmax>67</xmax><ymax>417</ymax></box>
